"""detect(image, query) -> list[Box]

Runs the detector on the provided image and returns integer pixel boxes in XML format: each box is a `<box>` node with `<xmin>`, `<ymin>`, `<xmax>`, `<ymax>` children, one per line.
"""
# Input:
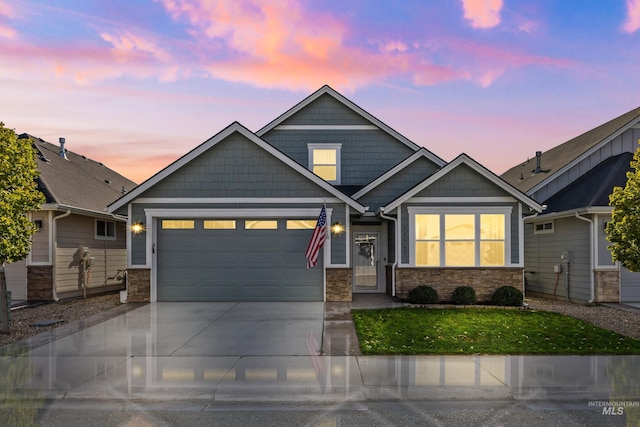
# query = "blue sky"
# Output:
<box><xmin>1</xmin><ymin>0</ymin><xmax>639</xmax><ymax>183</ymax></box>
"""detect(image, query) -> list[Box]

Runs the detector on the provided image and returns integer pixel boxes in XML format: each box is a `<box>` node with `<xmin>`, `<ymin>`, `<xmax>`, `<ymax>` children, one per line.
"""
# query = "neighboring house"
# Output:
<box><xmin>501</xmin><ymin>107</ymin><xmax>640</xmax><ymax>303</ymax></box>
<box><xmin>108</xmin><ymin>85</ymin><xmax>541</xmax><ymax>303</ymax></box>
<box><xmin>4</xmin><ymin>135</ymin><xmax>136</xmax><ymax>302</ymax></box>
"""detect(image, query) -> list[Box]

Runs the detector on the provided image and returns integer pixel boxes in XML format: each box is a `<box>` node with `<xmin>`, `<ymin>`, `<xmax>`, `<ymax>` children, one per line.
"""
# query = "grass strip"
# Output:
<box><xmin>352</xmin><ymin>308</ymin><xmax>640</xmax><ymax>355</ymax></box>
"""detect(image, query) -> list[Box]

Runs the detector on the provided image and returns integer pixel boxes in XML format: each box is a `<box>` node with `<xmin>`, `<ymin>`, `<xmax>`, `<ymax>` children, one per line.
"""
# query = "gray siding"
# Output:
<box><xmin>263</xmin><ymin>129</ymin><xmax>416</xmax><ymax>186</ymax></box>
<box><xmin>5</xmin><ymin>258</ymin><xmax>27</xmax><ymax>301</ymax></box>
<box><xmin>141</xmin><ymin>133</ymin><xmax>330</xmax><ymax>199</ymax></box>
<box><xmin>596</xmin><ymin>214</ymin><xmax>615</xmax><ymax>267</ymax></box>
<box><xmin>414</xmin><ymin>164</ymin><xmax>508</xmax><ymax>198</ymax></box>
<box><xmin>359</xmin><ymin>157</ymin><xmax>441</xmax><ymax>211</ymax></box>
<box><xmin>276</xmin><ymin>93</ymin><xmax>374</xmax><ymax>126</ymax></box>
<box><xmin>524</xmin><ymin>217</ymin><xmax>591</xmax><ymax>302</ymax></box>
<box><xmin>55</xmin><ymin>214</ymin><xmax>127</xmax><ymax>297</ymax></box>
<box><xmin>532</xmin><ymin>128</ymin><xmax>640</xmax><ymax>202</ymax></box>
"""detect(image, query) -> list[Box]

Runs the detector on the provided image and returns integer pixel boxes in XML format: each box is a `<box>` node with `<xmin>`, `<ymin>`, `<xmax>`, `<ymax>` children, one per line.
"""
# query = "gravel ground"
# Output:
<box><xmin>0</xmin><ymin>293</ymin><xmax>121</xmax><ymax>347</ymax></box>
<box><xmin>525</xmin><ymin>297</ymin><xmax>640</xmax><ymax>340</ymax></box>
<box><xmin>0</xmin><ymin>294</ymin><xmax>639</xmax><ymax>348</ymax></box>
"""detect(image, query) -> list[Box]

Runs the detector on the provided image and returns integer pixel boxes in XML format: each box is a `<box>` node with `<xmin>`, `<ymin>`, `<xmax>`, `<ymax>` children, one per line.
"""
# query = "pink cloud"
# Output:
<box><xmin>461</xmin><ymin>0</ymin><xmax>503</xmax><ymax>29</ymax></box>
<box><xmin>622</xmin><ymin>0</ymin><xmax>640</xmax><ymax>33</ymax></box>
<box><xmin>0</xmin><ymin>0</ymin><xmax>16</xmax><ymax>39</ymax></box>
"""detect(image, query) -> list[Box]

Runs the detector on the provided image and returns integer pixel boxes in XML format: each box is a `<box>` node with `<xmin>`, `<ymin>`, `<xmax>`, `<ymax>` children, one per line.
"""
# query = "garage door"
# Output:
<box><xmin>156</xmin><ymin>218</ymin><xmax>323</xmax><ymax>301</ymax></box>
<box><xmin>621</xmin><ymin>267</ymin><xmax>640</xmax><ymax>302</ymax></box>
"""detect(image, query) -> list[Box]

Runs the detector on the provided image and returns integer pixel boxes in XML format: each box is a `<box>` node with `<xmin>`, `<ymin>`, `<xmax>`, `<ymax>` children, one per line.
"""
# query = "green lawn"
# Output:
<box><xmin>352</xmin><ymin>308</ymin><xmax>640</xmax><ymax>355</ymax></box>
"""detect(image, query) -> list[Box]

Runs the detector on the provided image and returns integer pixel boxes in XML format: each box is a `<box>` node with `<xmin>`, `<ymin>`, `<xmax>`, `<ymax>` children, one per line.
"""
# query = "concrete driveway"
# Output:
<box><xmin>2</xmin><ymin>298</ymin><xmax>640</xmax><ymax>425</ymax></box>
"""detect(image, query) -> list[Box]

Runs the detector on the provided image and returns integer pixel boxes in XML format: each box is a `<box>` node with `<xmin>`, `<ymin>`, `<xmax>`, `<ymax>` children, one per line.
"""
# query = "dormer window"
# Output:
<box><xmin>308</xmin><ymin>143</ymin><xmax>341</xmax><ymax>184</ymax></box>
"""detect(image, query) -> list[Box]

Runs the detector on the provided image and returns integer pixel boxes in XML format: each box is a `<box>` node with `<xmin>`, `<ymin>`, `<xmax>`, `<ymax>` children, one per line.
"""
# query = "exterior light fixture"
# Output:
<box><xmin>330</xmin><ymin>222</ymin><xmax>345</xmax><ymax>235</ymax></box>
<box><xmin>131</xmin><ymin>223</ymin><xmax>145</xmax><ymax>234</ymax></box>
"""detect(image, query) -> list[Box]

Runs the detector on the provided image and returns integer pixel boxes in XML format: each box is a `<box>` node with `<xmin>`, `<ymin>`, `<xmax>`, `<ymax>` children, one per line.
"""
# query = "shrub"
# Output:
<box><xmin>491</xmin><ymin>286</ymin><xmax>523</xmax><ymax>306</ymax></box>
<box><xmin>452</xmin><ymin>286</ymin><xmax>477</xmax><ymax>305</ymax></box>
<box><xmin>408</xmin><ymin>285</ymin><xmax>439</xmax><ymax>304</ymax></box>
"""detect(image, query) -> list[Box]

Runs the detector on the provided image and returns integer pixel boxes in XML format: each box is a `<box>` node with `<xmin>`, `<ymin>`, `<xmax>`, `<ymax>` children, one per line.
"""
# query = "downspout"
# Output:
<box><xmin>575</xmin><ymin>213</ymin><xmax>595</xmax><ymax>303</ymax></box>
<box><xmin>52</xmin><ymin>210</ymin><xmax>72</xmax><ymax>301</ymax></box>
<box><xmin>378</xmin><ymin>208</ymin><xmax>397</xmax><ymax>297</ymax></box>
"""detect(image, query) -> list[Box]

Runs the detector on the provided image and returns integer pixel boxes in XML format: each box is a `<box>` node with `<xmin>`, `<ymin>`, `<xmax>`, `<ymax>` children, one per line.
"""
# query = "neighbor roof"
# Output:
<box><xmin>542</xmin><ymin>152</ymin><xmax>633</xmax><ymax>213</ymax></box>
<box><xmin>501</xmin><ymin>106</ymin><xmax>640</xmax><ymax>194</ymax></box>
<box><xmin>23</xmin><ymin>134</ymin><xmax>137</xmax><ymax>214</ymax></box>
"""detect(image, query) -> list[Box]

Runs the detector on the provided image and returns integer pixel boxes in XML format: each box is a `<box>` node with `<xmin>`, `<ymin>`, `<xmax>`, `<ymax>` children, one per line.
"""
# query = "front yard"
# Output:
<box><xmin>352</xmin><ymin>307</ymin><xmax>640</xmax><ymax>355</ymax></box>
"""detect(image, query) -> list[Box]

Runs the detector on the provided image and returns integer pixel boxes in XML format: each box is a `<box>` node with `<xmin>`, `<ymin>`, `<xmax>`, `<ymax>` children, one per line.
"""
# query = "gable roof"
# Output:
<box><xmin>256</xmin><ymin>85</ymin><xmax>446</xmax><ymax>166</ymax></box>
<box><xmin>108</xmin><ymin>122</ymin><xmax>367</xmax><ymax>213</ymax></box>
<box><xmin>351</xmin><ymin>148</ymin><xmax>443</xmax><ymax>199</ymax></box>
<box><xmin>382</xmin><ymin>153</ymin><xmax>543</xmax><ymax>213</ymax></box>
<box><xmin>22</xmin><ymin>134</ymin><xmax>136</xmax><ymax>215</ymax></box>
<box><xmin>542</xmin><ymin>152</ymin><xmax>632</xmax><ymax>213</ymax></box>
<box><xmin>501</xmin><ymin>106</ymin><xmax>640</xmax><ymax>194</ymax></box>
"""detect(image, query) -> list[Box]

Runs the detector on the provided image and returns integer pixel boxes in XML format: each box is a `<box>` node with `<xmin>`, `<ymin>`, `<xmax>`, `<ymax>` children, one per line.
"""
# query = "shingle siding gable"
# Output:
<box><xmin>277</xmin><ymin>93</ymin><xmax>372</xmax><ymax>126</ymax></box>
<box><xmin>359</xmin><ymin>157</ymin><xmax>440</xmax><ymax>210</ymax></box>
<box><xmin>139</xmin><ymin>132</ymin><xmax>329</xmax><ymax>199</ymax></box>
<box><xmin>414</xmin><ymin>163</ymin><xmax>510</xmax><ymax>198</ymax></box>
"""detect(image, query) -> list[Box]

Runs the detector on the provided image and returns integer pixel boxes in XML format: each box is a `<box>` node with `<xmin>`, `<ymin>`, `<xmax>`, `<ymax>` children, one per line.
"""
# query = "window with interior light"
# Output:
<box><xmin>411</xmin><ymin>209</ymin><xmax>509</xmax><ymax>267</ymax></box>
<box><xmin>308</xmin><ymin>143</ymin><xmax>341</xmax><ymax>183</ymax></box>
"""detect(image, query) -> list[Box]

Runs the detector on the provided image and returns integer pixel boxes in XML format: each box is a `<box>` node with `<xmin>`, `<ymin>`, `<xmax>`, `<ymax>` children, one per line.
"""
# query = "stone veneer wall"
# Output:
<box><xmin>27</xmin><ymin>265</ymin><xmax>53</xmax><ymax>301</ymax></box>
<box><xmin>594</xmin><ymin>269</ymin><xmax>619</xmax><ymax>303</ymax></box>
<box><xmin>127</xmin><ymin>268</ymin><xmax>151</xmax><ymax>303</ymax></box>
<box><xmin>396</xmin><ymin>267</ymin><xmax>523</xmax><ymax>303</ymax></box>
<box><xmin>326</xmin><ymin>268</ymin><xmax>352</xmax><ymax>302</ymax></box>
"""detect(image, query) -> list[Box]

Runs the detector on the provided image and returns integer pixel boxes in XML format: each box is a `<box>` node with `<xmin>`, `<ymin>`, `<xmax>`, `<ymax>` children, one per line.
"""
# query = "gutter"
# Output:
<box><xmin>51</xmin><ymin>210</ymin><xmax>72</xmax><ymax>301</ymax></box>
<box><xmin>378</xmin><ymin>208</ymin><xmax>397</xmax><ymax>297</ymax></box>
<box><xmin>574</xmin><ymin>212</ymin><xmax>595</xmax><ymax>303</ymax></box>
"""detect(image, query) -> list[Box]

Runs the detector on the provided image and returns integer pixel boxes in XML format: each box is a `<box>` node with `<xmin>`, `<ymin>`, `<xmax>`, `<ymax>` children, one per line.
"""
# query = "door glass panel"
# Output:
<box><xmin>354</xmin><ymin>233</ymin><xmax>378</xmax><ymax>289</ymax></box>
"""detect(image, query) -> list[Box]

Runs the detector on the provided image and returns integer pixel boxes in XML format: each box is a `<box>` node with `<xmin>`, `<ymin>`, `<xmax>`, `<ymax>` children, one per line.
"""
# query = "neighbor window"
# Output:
<box><xmin>534</xmin><ymin>221</ymin><xmax>554</xmax><ymax>234</ymax></box>
<box><xmin>96</xmin><ymin>219</ymin><xmax>116</xmax><ymax>240</ymax></box>
<box><xmin>308</xmin><ymin>144</ymin><xmax>341</xmax><ymax>183</ymax></box>
<box><xmin>412</xmin><ymin>209</ymin><xmax>509</xmax><ymax>267</ymax></box>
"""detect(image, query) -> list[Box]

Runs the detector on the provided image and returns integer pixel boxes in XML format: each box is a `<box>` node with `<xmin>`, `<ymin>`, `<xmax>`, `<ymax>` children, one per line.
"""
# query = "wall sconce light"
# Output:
<box><xmin>33</xmin><ymin>220</ymin><xmax>43</xmax><ymax>230</ymax></box>
<box><xmin>330</xmin><ymin>221</ymin><xmax>345</xmax><ymax>235</ymax></box>
<box><xmin>131</xmin><ymin>222</ymin><xmax>145</xmax><ymax>234</ymax></box>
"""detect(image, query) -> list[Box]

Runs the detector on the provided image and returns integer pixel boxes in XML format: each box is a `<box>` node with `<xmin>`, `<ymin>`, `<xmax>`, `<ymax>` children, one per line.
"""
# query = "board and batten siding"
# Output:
<box><xmin>54</xmin><ymin>214</ymin><xmax>126</xmax><ymax>297</ymax></box>
<box><xmin>524</xmin><ymin>217</ymin><xmax>591</xmax><ymax>302</ymax></box>
<box><xmin>531</xmin><ymin>128</ymin><xmax>640</xmax><ymax>203</ymax></box>
<box><xmin>30</xmin><ymin>212</ymin><xmax>50</xmax><ymax>263</ymax></box>
<box><xmin>5</xmin><ymin>258</ymin><xmax>27</xmax><ymax>300</ymax></box>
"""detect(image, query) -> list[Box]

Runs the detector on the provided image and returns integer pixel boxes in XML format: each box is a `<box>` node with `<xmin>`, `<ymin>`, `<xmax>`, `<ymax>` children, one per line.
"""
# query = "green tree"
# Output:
<box><xmin>607</xmin><ymin>141</ymin><xmax>640</xmax><ymax>271</ymax></box>
<box><xmin>0</xmin><ymin>123</ymin><xmax>45</xmax><ymax>333</ymax></box>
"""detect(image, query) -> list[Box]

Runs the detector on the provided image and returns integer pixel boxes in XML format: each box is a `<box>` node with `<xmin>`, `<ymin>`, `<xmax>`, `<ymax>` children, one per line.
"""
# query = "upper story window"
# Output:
<box><xmin>96</xmin><ymin>219</ymin><xmax>116</xmax><ymax>240</ymax></box>
<box><xmin>308</xmin><ymin>143</ymin><xmax>341</xmax><ymax>184</ymax></box>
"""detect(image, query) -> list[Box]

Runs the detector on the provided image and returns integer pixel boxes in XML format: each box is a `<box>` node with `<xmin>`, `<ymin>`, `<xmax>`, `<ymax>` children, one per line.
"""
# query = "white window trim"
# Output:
<box><xmin>533</xmin><ymin>220</ymin><xmax>555</xmax><ymax>235</ymax></box>
<box><xmin>95</xmin><ymin>218</ymin><xmax>117</xmax><ymax>240</ymax></box>
<box><xmin>308</xmin><ymin>143</ymin><xmax>342</xmax><ymax>184</ymax></box>
<box><xmin>408</xmin><ymin>207</ymin><xmax>513</xmax><ymax>267</ymax></box>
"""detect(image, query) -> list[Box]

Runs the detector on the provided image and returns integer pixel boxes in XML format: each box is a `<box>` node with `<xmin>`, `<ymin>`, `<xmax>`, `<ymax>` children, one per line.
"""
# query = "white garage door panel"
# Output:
<box><xmin>157</xmin><ymin>219</ymin><xmax>323</xmax><ymax>301</ymax></box>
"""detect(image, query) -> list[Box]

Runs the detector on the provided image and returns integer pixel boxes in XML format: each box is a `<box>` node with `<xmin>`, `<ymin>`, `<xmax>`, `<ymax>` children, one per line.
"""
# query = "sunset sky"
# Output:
<box><xmin>1</xmin><ymin>0</ymin><xmax>639</xmax><ymax>184</ymax></box>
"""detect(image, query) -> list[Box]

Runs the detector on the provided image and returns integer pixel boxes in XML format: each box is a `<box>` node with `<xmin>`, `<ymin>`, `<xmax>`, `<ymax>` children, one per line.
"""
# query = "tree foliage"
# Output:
<box><xmin>1</xmin><ymin>123</ymin><xmax>45</xmax><ymax>333</ymax></box>
<box><xmin>607</xmin><ymin>141</ymin><xmax>640</xmax><ymax>271</ymax></box>
<box><xmin>0</xmin><ymin>123</ymin><xmax>45</xmax><ymax>264</ymax></box>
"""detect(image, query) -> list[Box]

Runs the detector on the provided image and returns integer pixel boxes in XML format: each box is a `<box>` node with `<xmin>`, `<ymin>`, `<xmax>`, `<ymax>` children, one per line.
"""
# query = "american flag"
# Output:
<box><xmin>305</xmin><ymin>205</ymin><xmax>326</xmax><ymax>268</ymax></box>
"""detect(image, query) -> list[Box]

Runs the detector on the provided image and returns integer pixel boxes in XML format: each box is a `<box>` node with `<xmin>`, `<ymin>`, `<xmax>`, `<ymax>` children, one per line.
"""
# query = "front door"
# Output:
<box><xmin>353</xmin><ymin>232</ymin><xmax>382</xmax><ymax>293</ymax></box>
